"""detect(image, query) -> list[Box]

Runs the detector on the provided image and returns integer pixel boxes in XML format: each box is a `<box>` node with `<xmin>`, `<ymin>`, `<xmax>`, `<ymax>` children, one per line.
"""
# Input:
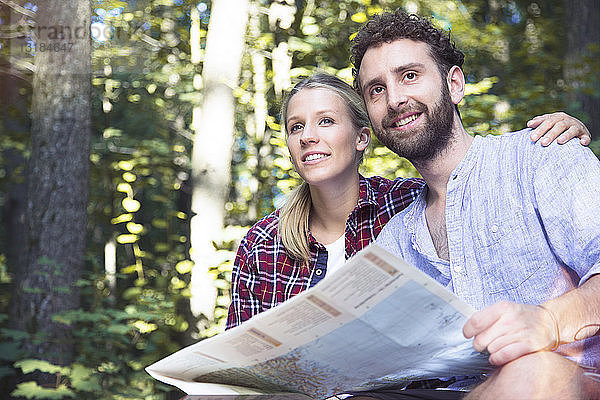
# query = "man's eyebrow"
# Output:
<box><xmin>361</xmin><ymin>62</ymin><xmax>426</xmax><ymax>94</ymax></box>
<box><xmin>392</xmin><ymin>62</ymin><xmax>425</xmax><ymax>74</ymax></box>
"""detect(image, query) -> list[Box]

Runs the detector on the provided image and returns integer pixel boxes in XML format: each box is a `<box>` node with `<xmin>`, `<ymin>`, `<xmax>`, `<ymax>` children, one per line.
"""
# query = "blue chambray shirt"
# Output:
<box><xmin>376</xmin><ymin>129</ymin><xmax>600</xmax><ymax>367</ymax></box>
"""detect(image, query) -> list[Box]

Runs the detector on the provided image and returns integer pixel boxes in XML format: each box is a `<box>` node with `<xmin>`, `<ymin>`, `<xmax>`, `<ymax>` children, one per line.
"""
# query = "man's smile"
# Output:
<box><xmin>390</xmin><ymin>112</ymin><xmax>423</xmax><ymax>130</ymax></box>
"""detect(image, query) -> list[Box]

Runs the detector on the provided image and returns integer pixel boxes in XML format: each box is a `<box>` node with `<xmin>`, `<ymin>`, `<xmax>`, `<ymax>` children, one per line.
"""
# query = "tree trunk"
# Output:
<box><xmin>9</xmin><ymin>0</ymin><xmax>92</xmax><ymax>382</ymax></box>
<box><xmin>189</xmin><ymin>0</ymin><xmax>248</xmax><ymax>323</ymax></box>
<box><xmin>564</xmin><ymin>0</ymin><xmax>600</xmax><ymax>139</ymax></box>
<box><xmin>0</xmin><ymin>53</ymin><xmax>29</xmax><ymax>286</ymax></box>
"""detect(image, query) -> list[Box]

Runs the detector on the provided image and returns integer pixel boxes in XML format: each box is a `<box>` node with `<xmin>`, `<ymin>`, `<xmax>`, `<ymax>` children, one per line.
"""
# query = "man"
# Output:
<box><xmin>350</xmin><ymin>10</ymin><xmax>600</xmax><ymax>400</ymax></box>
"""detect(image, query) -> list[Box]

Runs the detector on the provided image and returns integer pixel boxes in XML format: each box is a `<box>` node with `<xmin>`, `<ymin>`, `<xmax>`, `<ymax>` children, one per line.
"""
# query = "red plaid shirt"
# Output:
<box><xmin>226</xmin><ymin>175</ymin><xmax>425</xmax><ymax>329</ymax></box>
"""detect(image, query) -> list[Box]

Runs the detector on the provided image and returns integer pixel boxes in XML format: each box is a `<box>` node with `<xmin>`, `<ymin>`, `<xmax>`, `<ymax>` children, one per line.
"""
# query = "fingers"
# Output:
<box><xmin>464</xmin><ymin>302</ymin><xmax>557</xmax><ymax>366</ymax></box>
<box><xmin>526</xmin><ymin>115</ymin><xmax>544</xmax><ymax>128</ymax></box>
<box><xmin>527</xmin><ymin>112</ymin><xmax>591</xmax><ymax>146</ymax></box>
<box><xmin>485</xmin><ymin>329</ymin><xmax>547</xmax><ymax>365</ymax></box>
<box><xmin>487</xmin><ymin>340</ymin><xmax>532</xmax><ymax>366</ymax></box>
<box><xmin>581</xmin><ymin>135</ymin><xmax>592</xmax><ymax>146</ymax></box>
<box><xmin>463</xmin><ymin>301</ymin><xmax>508</xmax><ymax>339</ymax></box>
<box><xmin>472</xmin><ymin>318</ymin><xmax>513</xmax><ymax>353</ymax></box>
<box><xmin>554</xmin><ymin>125</ymin><xmax>592</xmax><ymax>146</ymax></box>
<box><xmin>529</xmin><ymin>118</ymin><xmax>562</xmax><ymax>145</ymax></box>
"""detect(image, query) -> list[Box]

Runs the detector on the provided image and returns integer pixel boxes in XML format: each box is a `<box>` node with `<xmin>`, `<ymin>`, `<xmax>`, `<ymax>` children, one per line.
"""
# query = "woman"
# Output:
<box><xmin>226</xmin><ymin>73</ymin><xmax>590</xmax><ymax>329</ymax></box>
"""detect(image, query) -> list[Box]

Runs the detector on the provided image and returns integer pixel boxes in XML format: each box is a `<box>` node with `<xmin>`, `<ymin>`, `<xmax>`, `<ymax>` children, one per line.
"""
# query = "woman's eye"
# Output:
<box><xmin>320</xmin><ymin>117</ymin><xmax>333</xmax><ymax>125</ymax></box>
<box><xmin>289</xmin><ymin>123</ymin><xmax>303</xmax><ymax>134</ymax></box>
<box><xmin>405</xmin><ymin>72</ymin><xmax>417</xmax><ymax>81</ymax></box>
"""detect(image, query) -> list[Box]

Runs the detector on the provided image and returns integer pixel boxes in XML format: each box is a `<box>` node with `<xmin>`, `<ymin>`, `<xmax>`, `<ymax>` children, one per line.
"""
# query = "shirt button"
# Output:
<box><xmin>315</xmin><ymin>269</ymin><xmax>323</xmax><ymax>276</ymax></box>
<box><xmin>453</xmin><ymin>265</ymin><xmax>463</xmax><ymax>273</ymax></box>
<box><xmin>491</xmin><ymin>225</ymin><xmax>499</xmax><ymax>233</ymax></box>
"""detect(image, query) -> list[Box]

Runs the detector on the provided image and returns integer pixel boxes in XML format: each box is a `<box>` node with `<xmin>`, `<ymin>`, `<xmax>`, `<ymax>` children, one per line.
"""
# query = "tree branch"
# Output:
<box><xmin>0</xmin><ymin>0</ymin><xmax>36</xmax><ymax>18</ymax></box>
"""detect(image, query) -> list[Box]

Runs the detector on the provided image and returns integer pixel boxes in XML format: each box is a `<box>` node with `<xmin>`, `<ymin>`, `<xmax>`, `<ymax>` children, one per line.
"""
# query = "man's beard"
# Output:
<box><xmin>373</xmin><ymin>86</ymin><xmax>455</xmax><ymax>165</ymax></box>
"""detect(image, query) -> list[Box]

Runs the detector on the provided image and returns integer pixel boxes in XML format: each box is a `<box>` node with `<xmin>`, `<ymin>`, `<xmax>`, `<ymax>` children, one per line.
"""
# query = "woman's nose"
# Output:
<box><xmin>299</xmin><ymin>125</ymin><xmax>319</xmax><ymax>145</ymax></box>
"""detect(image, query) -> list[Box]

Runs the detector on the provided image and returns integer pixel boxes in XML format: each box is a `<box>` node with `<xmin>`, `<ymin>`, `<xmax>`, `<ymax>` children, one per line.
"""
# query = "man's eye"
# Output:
<box><xmin>405</xmin><ymin>72</ymin><xmax>417</xmax><ymax>81</ymax></box>
<box><xmin>370</xmin><ymin>86</ymin><xmax>384</xmax><ymax>96</ymax></box>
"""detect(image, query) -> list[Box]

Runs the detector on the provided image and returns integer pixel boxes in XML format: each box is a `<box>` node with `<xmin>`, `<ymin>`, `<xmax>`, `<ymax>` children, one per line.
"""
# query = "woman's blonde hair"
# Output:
<box><xmin>278</xmin><ymin>73</ymin><xmax>370</xmax><ymax>264</ymax></box>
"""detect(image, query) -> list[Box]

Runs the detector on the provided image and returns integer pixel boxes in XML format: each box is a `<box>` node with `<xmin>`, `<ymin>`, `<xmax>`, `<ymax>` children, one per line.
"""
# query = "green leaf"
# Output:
<box><xmin>15</xmin><ymin>359</ymin><xmax>69</xmax><ymax>375</ymax></box>
<box><xmin>22</xmin><ymin>287</ymin><xmax>43</xmax><ymax>294</ymax></box>
<box><xmin>69</xmin><ymin>364</ymin><xmax>102</xmax><ymax>393</ymax></box>
<box><xmin>52</xmin><ymin>310</ymin><xmax>108</xmax><ymax>325</ymax></box>
<box><xmin>12</xmin><ymin>381</ymin><xmax>75</xmax><ymax>399</ymax></box>
<box><xmin>0</xmin><ymin>328</ymin><xmax>30</xmax><ymax>341</ymax></box>
<box><xmin>107</xmin><ymin>324</ymin><xmax>132</xmax><ymax>335</ymax></box>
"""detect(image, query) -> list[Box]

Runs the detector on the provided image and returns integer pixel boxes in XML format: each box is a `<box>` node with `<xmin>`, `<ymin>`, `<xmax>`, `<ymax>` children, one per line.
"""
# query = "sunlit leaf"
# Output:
<box><xmin>273</xmin><ymin>157</ymin><xmax>293</xmax><ymax>171</ymax></box>
<box><xmin>126</xmin><ymin>222</ymin><xmax>144</xmax><ymax>234</ymax></box>
<box><xmin>117</xmin><ymin>234</ymin><xmax>138</xmax><ymax>244</ymax></box>
<box><xmin>170</xmin><ymin>277</ymin><xmax>186</xmax><ymax>289</ymax></box>
<box><xmin>367</xmin><ymin>5</ymin><xmax>383</xmax><ymax>16</ymax></box>
<box><xmin>111</xmin><ymin>213</ymin><xmax>133</xmax><ymax>224</ymax></box>
<box><xmin>122</xmin><ymin>198</ymin><xmax>140</xmax><ymax>212</ymax></box>
<box><xmin>120</xmin><ymin>264</ymin><xmax>138</xmax><ymax>274</ymax></box>
<box><xmin>15</xmin><ymin>359</ymin><xmax>68</xmax><ymax>375</ymax></box>
<box><xmin>122</xmin><ymin>172</ymin><xmax>137</xmax><ymax>182</ymax></box>
<box><xmin>465</xmin><ymin>77</ymin><xmax>499</xmax><ymax>96</ymax></box>
<box><xmin>116</xmin><ymin>183</ymin><xmax>132</xmax><ymax>193</ymax></box>
<box><xmin>176</xmin><ymin>260</ymin><xmax>194</xmax><ymax>274</ymax></box>
<box><xmin>133</xmin><ymin>320</ymin><xmax>157</xmax><ymax>334</ymax></box>
<box><xmin>12</xmin><ymin>382</ymin><xmax>75</xmax><ymax>399</ymax></box>
<box><xmin>103</xmin><ymin>127</ymin><xmax>122</xmax><ymax>138</ymax></box>
<box><xmin>117</xmin><ymin>160</ymin><xmax>134</xmax><ymax>171</ymax></box>
<box><xmin>351</xmin><ymin>12</ymin><xmax>367</xmax><ymax>23</ymax></box>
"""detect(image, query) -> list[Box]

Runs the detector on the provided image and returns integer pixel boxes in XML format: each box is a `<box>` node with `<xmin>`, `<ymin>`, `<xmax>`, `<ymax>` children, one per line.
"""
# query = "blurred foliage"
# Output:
<box><xmin>0</xmin><ymin>0</ymin><xmax>598</xmax><ymax>398</ymax></box>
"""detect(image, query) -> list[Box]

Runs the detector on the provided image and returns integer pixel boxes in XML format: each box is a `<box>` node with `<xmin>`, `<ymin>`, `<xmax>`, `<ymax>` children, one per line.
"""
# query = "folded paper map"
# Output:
<box><xmin>146</xmin><ymin>244</ymin><xmax>492</xmax><ymax>399</ymax></box>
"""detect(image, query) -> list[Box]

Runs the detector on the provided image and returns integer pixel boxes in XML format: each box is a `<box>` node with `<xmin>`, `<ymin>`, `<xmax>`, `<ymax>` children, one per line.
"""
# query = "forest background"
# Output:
<box><xmin>0</xmin><ymin>0</ymin><xmax>598</xmax><ymax>399</ymax></box>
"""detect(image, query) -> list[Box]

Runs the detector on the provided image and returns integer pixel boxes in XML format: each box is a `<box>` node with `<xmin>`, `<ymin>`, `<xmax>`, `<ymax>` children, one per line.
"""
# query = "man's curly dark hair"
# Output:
<box><xmin>351</xmin><ymin>10</ymin><xmax>465</xmax><ymax>90</ymax></box>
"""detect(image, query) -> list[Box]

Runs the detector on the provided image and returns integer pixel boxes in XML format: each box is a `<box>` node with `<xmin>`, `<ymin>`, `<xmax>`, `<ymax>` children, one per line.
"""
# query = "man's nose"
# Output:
<box><xmin>386</xmin><ymin>85</ymin><xmax>409</xmax><ymax>111</ymax></box>
<box><xmin>300</xmin><ymin>124</ymin><xmax>319</xmax><ymax>145</ymax></box>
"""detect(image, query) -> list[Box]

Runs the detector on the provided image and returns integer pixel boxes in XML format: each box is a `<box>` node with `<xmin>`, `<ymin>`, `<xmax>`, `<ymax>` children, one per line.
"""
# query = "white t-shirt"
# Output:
<box><xmin>324</xmin><ymin>235</ymin><xmax>346</xmax><ymax>275</ymax></box>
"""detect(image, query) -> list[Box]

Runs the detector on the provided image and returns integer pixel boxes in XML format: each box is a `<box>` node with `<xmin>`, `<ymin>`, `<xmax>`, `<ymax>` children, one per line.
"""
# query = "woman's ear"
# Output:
<box><xmin>356</xmin><ymin>127</ymin><xmax>371</xmax><ymax>151</ymax></box>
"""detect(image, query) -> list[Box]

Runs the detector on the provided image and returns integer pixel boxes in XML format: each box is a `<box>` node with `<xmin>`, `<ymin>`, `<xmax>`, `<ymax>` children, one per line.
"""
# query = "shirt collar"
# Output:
<box><xmin>356</xmin><ymin>174</ymin><xmax>380</xmax><ymax>210</ymax></box>
<box><xmin>449</xmin><ymin>134</ymin><xmax>483</xmax><ymax>181</ymax></box>
<box><xmin>403</xmin><ymin>135</ymin><xmax>483</xmax><ymax>234</ymax></box>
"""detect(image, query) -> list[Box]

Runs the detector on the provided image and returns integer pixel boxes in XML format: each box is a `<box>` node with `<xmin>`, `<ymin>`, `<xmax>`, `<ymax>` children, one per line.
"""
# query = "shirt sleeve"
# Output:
<box><xmin>226</xmin><ymin>235</ymin><xmax>262</xmax><ymax>329</ymax></box>
<box><xmin>531</xmin><ymin>140</ymin><xmax>600</xmax><ymax>285</ymax></box>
